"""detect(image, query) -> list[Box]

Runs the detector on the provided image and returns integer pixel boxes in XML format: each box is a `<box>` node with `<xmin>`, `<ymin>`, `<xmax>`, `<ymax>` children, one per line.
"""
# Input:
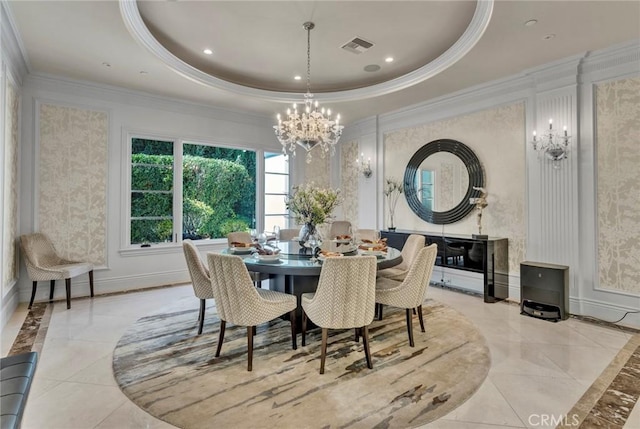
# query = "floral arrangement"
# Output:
<box><xmin>383</xmin><ymin>177</ymin><xmax>404</xmax><ymax>229</ymax></box>
<box><xmin>286</xmin><ymin>183</ymin><xmax>341</xmax><ymax>227</ymax></box>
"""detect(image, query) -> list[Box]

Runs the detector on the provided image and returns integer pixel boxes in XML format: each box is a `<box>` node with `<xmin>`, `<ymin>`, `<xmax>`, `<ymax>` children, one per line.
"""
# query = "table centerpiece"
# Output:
<box><xmin>286</xmin><ymin>183</ymin><xmax>341</xmax><ymax>246</ymax></box>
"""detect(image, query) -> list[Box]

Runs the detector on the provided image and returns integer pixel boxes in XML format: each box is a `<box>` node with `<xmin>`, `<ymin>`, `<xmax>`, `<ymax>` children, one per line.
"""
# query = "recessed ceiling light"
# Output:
<box><xmin>364</xmin><ymin>64</ymin><xmax>381</xmax><ymax>72</ymax></box>
<box><xmin>543</xmin><ymin>34</ymin><xmax>556</xmax><ymax>40</ymax></box>
<box><xmin>294</xmin><ymin>75</ymin><xmax>301</xmax><ymax>81</ymax></box>
<box><xmin>524</xmin><ymin>19</ymin><xmax>538</xmax><ymax>27</ymax></box>
<box><xmin>385</xmin><ymin>57</ymin><xmax>394</xmax><ymax>63</ymax></box>
<box><xmin>203</xmin><ymin>48</ymin><xmax>213</xmax><ymax>55</ymax></box>
<box><xmin>139</xmin><ymin>70</ymin><xmax>148</xmax><ymax>75</ymax></box>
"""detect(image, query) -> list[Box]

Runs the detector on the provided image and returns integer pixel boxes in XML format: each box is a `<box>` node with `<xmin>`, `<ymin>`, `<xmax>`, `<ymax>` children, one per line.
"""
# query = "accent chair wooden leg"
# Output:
<box><xmin>354</xmin><ymin>327</ymin><xmax>360</xmax><ymax>343</ymax></box>
<box><xmin>65</xmin><ymin>278</ymin><xmax>71</xmax><ymax>309</ymax></box>
<box><xmin>362</xmin><ymin>325</ymin><xmax>373</xmax><ymax>369</ymax></box>
<box><xmin>301</xmin><ymin>310</ymin><xmax>307</xmax><ymax>347</ymax></box>
<box><xmin>49</xmin><ymin>280</ymin><xmax>55</xmax><ymax>300</ymax></box>
<box><xmin>216</xmin><ymin>320</ymin><xmax>226</xmax><ymax>357</ymax></box>
<box><xmin>378</xmin><ymin>303</ymin><xmax>384</xmax><ymax>321</ymax></box>
<box><xmin>405</xmin><ymin>308</ymin><xmax>414</xmax><ymax>347</ymax></box>
<box><xmin>417</xmin><ymin>305</ymin><xmax>425</xmax><ymax>333</ymax></box>
<box><xmin>198</xmin><ymin>299</ymin><xmax>206</xmax><ymax>335</ymax></box>
<box><xmin>320</xmin><ymin>328</ymin><xmax>328</xmax><ymax>374</ymax></box>
<box><xmin>247</xmin><ymin>326</ymin><xmax>254</xmax><ymax>372</ymax></box>
<box><xmin>88</xmin><ymin>270</ymin><xmax>94</xmax><ymax>297</ymax></box>
<box><xmin>290</xmin><ymin>310</ymin><xmax>297</xmax><ymax>350</ymax></box>
<box><xmin>29</xmin><ymin>281</ymin><xmax>38</xmax><ymax>309</ymax></box>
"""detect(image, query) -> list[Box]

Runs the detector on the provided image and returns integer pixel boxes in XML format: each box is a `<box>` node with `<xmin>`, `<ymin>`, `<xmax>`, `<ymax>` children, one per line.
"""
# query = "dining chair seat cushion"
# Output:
<box><xmin>376</xmin><ymin>267</ymin><xmax>407</xmax><ymax>281</ymax></box>
<box><xmin>32</xmin><ymin>262</ymin><xmax>93</xmax><ymax>280</ymax></box>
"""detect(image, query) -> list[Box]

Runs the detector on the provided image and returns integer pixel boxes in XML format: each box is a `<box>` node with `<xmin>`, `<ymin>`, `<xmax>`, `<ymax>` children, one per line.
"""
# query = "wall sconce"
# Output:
<box><xmin>355</xmin><ymin>153</ymin><xmax>372</xmax><ymax>178</ymax></box>
<box><xmin>531</xmin><ymin>118</ymin><xmax>571</xmax><ymax>169</ymax></box>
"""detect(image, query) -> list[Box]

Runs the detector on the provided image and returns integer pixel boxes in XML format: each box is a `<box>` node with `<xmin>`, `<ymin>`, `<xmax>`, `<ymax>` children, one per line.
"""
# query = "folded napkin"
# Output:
<box><xmin>230</xmin><ymin>242</ymin><xmax>254</xmax><ymax>248</ymax></box>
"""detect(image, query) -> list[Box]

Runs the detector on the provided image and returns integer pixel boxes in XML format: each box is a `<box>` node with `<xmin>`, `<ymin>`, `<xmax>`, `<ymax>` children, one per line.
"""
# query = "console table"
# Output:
<box><xmin>381</xmin><ymin>230</ymin><xmax>509</xmax><ymax>303</ymax></box>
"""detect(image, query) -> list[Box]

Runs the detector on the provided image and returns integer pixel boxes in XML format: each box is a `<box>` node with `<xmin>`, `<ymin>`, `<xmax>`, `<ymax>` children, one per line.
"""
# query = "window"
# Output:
<box><xmin>127</xmin><ymin>136</ymin><xmax>258</xmax><ymax>246</ymax></box>
<box><xmin>264</xmin><ymin>152</ymin><xmax>289</xmax><ymax>232</ymax></box>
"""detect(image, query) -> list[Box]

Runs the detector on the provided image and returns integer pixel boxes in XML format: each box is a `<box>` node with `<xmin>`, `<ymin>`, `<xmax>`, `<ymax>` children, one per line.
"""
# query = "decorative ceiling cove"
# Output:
<box><xmin>38</xmin><ymin>103</ymin><xmax>108</xmax><ymax>267</ymax></box>
<box><xmin>597</xmin><ymin>76</ymin><xmax>640</xmax><ymax>294</ymax></box>
<box><xmin>121</xmin><ymin>0</ymin><xmax>490</xmax><ymax>102</ymax></box>
<box><xmin>384</xmin><ymin>102</ymin><xmax>526</xmax><ymax>274</ymax></box>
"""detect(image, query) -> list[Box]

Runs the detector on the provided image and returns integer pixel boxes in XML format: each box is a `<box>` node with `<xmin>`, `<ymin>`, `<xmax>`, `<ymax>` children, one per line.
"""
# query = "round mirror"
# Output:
<box><xmin>404</xmin><ymin>139</ymin><xmax>484</xmax><ymax>224</ymax></box>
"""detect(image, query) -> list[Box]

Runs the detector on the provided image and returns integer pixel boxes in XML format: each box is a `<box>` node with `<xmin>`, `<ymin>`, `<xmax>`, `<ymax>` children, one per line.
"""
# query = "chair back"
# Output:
<box><xmin>308</xmin><ymin>256</ymin><xmax>377</xmax><ymax>329</ymax></box>
<box><xmin>397</xmin><ymin>234</ymin><xmax>426</xmax><ymax>270</ymax></box>
<box><xmin>20</xmin><ymin>233</ymin><xmax>62</xmax><ymax>269</ymax></box>
<box><xmin>278</xmin><ymin>228</ymin><xmax>300</xmax><ymax>241</ymax></box>
<box><xmin>227</xmin><ymin>231</ymin><xmax>252</xmax><ymax>246</ymax></box>
<box><xmin>207</xmin><ymin>253</ymin><xmax>264</xmax><ymax>326</ymax></box>
<box><xmin>329</xmin><ymin>221</ymin><xmax>351</xmax><ymax>238</ymax></box>
<box><xmin>398</xmin><ymin>244</ymin><xmax>438</xmax><ymax>307</ymax></box>
<box><xmin>356</xmin><ymin>229</ymin><xmax>378</xmax><ymax>242</ymax></box>
<box><xmin>182</xmin><ymin>240</ymin><xmax>214</xmax><ymax>299</ymax></box>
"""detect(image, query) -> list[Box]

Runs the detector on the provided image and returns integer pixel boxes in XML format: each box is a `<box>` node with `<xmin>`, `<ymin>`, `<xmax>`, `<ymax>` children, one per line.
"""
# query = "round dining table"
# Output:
<box><xmin>222</xmin><ymin>241</ymin><xmax>402</xmax><ymax>327</ymax></box>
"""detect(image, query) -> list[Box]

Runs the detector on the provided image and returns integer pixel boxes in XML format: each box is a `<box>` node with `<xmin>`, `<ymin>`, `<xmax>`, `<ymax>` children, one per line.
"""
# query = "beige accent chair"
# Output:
<box><xmin>329</xmin><ymin>220</ymin><xmax>351</xmax><ymax>238</ymax></box>
<box><xmin>278</xmin><ymin>228</ymin><xmax>300</xmax><ymax>241</ymax></box>
<box><xmin>182</xmin><ymin>240</ymin><xmax>215</xmax><ymax>335</ymax></box>
<box><xmin>377</xmin><ymin>234</ymin><xmax>426</xmax><ymax>281</ymax></box>
<box><xmin>375</xmin><ymin>244</ymin><xmax>438</xmax><ymax>347</ymax></box>
<box><xmin>356</xmin><ymin>229</ymin><xmax>379</xmax><ymax>243</ymax></box>
<box><xmin>226</xmin><ymin>231</ymin><xmax>270</xmax><ymax>288</ymax></box>
<box><xmin>207</xmin><ymin>253</ymin><xmax>297</xmax><ymax>371</ymax></box>
<box><xmin>20</xmin><ymin>233</ymin><xmax>94</xmax><ymax>310</ymax></box>
<box><xmin>301</xmin><ymin>255</ymin><xmax>377</xmax><ymax>374</ymax></box>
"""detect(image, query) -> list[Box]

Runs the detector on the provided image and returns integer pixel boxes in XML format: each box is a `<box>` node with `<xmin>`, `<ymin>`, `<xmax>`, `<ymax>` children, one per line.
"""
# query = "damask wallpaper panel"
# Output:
<box><xmin>384</xmin><ymin>103</ymin><xmax>526</xmax><ymax>274</ymax></box>
<box><xmin>340</xmin><ymin>140</ymin><xmax>359</xmax><ymax>228</ymax></box>
<box><xmin>2</xmin><ymin>82</ymin><xmax>20</xmax><ymax>294</ymax></box>
<box><xmin>38</xmin><ymin>103</ymin><xmax>108</xmax><ymax>266</ymax></box>
<box><xmin>596</xmin><ymin>76</ymin><xmax>640</xmax><ymax>294</ymax></box>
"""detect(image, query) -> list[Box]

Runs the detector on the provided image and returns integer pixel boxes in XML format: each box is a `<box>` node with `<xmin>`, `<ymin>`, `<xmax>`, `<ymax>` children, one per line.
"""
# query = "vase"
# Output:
<box><xmin>299</xmin><ymin>223</ymin><xmax>317</xmax><ymax>246</ymax></box>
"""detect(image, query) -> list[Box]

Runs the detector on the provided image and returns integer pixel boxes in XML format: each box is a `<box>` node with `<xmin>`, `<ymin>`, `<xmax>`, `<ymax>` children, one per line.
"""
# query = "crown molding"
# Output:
<box><xmin>25</xmin><ymin>72</ymin><xmax>274</xmax><ymax>128</ymax></box>
<box><xmin>1</xmin><ymin>1</ymin><xmax>30</xmax><ymax>84</ymax></box>
<box><xmin>119</xmin><ymin>0</ymin><xmax>494</xmax><ymax>104</ymax></box>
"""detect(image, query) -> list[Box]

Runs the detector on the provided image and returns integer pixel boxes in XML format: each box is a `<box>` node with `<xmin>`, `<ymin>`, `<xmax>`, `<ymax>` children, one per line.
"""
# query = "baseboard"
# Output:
<box><xmin>18</xmin><ymin>269</ymin><xmax>190</xmax><ymax>303</ymax></box>
<box><xmin>1</xmin><ymin>283</ymin><xmax>20</xmax><ymax>330</ymax></box>
<box><xmin>570</xmin><ymin>297</ymin><xmax>640</xmax><ymax>329</ymax></box>
<box><xmin>433</xmin><ymin>267</ymin><xmax>521</xmax><ymax>301</ymax></box>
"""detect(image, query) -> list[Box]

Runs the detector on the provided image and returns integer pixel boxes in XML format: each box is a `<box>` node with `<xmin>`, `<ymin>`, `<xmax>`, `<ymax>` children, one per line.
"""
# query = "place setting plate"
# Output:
<box><xmin>229</xmin><ymin>246</ymin><xmax>254</xmax><ymax>255</ymax></box>
<box><xmin>252</xmin><ymin>254</ymin><xmax>282</xmax><ymax>263</ymax></box>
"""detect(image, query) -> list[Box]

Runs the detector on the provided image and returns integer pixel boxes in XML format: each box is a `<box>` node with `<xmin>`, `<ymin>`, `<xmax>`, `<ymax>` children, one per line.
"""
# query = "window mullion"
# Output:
<box><xmin>174</xmin><ymin>141</ymin><xmax>184</xmax><ymax>243</ymax></box>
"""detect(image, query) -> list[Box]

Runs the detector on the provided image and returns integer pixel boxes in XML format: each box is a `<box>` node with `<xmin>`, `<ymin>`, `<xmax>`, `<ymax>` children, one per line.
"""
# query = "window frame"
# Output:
<box><xmin>120</xmin><ymin>130</ymin><xmax>282</xmax><ymax>254</ymax></box>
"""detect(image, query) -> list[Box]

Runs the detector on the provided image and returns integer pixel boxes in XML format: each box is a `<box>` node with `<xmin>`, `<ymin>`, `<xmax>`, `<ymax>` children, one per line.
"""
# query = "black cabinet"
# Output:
<box><xmin>381</xmin><ymin>230</ymin><xmax>509</xmax><ymax>303</ymax></box>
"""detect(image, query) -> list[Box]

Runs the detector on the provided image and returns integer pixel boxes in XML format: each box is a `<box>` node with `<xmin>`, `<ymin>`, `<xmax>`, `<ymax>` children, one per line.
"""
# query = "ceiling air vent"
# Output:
<box><xmin>341</xmin><ymin>37</ymin><xmax>374</xmax><ymax>54</ymax></box>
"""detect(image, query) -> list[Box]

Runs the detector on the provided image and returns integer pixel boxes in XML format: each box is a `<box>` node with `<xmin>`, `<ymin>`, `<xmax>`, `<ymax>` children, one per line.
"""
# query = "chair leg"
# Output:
<box><xmin>320</xmin><ymin>328</ymin><xmax>328</xmax><ymax>374</ymax></box>
<box><xmin>354</xmin><ymin>327</ymin><xmax>359</xmax><ymax>343</ymax></box>
<box><xmin>417</xmin><ymin>305</ymin><xmax>425</xmax><ymax>333</ymax></box>
<box><xmin>301</xmin><ymin>310</ymin><xmax>307</xmax><ymax>347</ymax></box>
<box><xmin>65</xmin><ymin>278</ymin><xmax>71</xmax><ymax>309</ymax></box>
<box><xmin>289</xmin><ymin>310</ymin><xmax>297</xmax><ymax>350</ymax></box>
<box><xmin>197</xmin><ymin>299</ymin><xmax>206</xmax><ymax>335</ymax></box>
<box><xmin>88</xmin><ymin>270</ymin><xmax>94</xmax><ymax>297</ymax></box>
<box><xmin>247</xmin><ymin>326</ymin><xmax>254</xmax><ymax>372</ymax></box>
<box><xmin>378</xmin><ymin>303</ymin><xmax>384</xmax><ymax>321</ymax></box>
<box><xmin>362</xmin><ymin>325</ymin><xmax>373</xmax><ymax>369</ymax></box>
<box><xmin>28</xmin><ymin>281</ymin><xmax>38</xmax><ymax>309</ymax></box>
<box><xmin>49</xmin><ymin>280</ymin><xmax>55</xmax><ymax>300</ymax></box>
<box><xmin>405</xmin><ymin>308</ymin><xmax>414</xmax><ymax>347</ymax></box>
<box><xmin>215</xmin><ymin>320</ymin><xmax>226</xmax><ymax>357</ymax></box>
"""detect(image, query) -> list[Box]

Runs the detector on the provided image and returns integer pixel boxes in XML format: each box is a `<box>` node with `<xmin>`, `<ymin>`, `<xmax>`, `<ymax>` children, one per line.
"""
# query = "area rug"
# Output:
<box><xmin>112</xmin><ymin>299</ymin><xmax>490</xmax><ymax>429</ymax></box>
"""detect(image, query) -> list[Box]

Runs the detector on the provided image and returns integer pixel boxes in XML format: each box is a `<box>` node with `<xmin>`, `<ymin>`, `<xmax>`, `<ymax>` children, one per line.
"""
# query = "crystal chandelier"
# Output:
<box><xmin>274</xmin><ymin>22</ymin><xmax>344</xmax><ymax>164</ymax></box>
<box><xmin>531</xmin><ymin>119</ymin><xmax>571</xmax><ymax>169</ymax></box>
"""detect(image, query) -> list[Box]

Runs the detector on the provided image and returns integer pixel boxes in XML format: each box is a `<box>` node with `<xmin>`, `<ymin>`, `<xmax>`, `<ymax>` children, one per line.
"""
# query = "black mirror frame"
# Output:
<box><xmin>403</xmin><ymin>139</ymin><xmax>484</xmax><ymax>224</ymax></box>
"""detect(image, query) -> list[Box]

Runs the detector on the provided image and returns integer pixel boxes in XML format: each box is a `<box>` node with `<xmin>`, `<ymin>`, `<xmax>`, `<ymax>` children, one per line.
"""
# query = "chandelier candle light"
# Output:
<box><xmin>531</xmin><ymin>118</ymin><xmax>571</xmax><ymax>169</ymax></box>
<box><xmin>274</xmin><ymin>22</ymin><xmax>344</xmax><ymax>164</ymax></box>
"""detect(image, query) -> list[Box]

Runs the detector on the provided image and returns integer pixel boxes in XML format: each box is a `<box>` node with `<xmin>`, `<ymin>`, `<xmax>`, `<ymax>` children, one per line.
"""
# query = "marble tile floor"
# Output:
<box><xmin>1</xmin><ymin>284</ymin><xmax>638</xmax><ymax>429</ymax></box>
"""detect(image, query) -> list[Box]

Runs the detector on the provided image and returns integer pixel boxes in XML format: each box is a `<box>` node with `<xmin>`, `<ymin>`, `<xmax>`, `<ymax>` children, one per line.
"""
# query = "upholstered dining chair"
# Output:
<box><xmin>226</xmin><ymin>231</ymin><xmax>270</xmax><ymax>288</ymax></box>
<box><xmin>377</xmin><ymin>234</ymin><xmax>426</xmax><ymax>281</ymax></box>
<box><xmin>182</xmin><ymin>240</ymin><xmax>215</xmax><ymax>335</ymax></box>
<box><xmin>329</xmin><ymin>220</ymin><xmax>351</xmax><ymax>238</ymax></box>
<box><xmin>375</xmin><ymin>244</ymin><xmax>438</xmax><ymax>347</ymax></box>
<box><xmin>356</xmin><ymin>229</ymin><xmax>379</xmax><ymax>242</ymax></box>
<box><xmin>207</xmin><ymin>253</ymin><xmax>297</xmax><ymax>371</ymax></box>
<box><xmin>278</xmin><ymin>228</ymin><xmax>300</xmax><ymax>241</ymax></box>
<box><xmin>301</xmin><ymin>255</ymin><xmax>377</xmax><ymax>374</ymax></box>
<box><xmin>20</xmin><ymin>233</ymin><xmax>94</xmax><ymax>310</ymax></box>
